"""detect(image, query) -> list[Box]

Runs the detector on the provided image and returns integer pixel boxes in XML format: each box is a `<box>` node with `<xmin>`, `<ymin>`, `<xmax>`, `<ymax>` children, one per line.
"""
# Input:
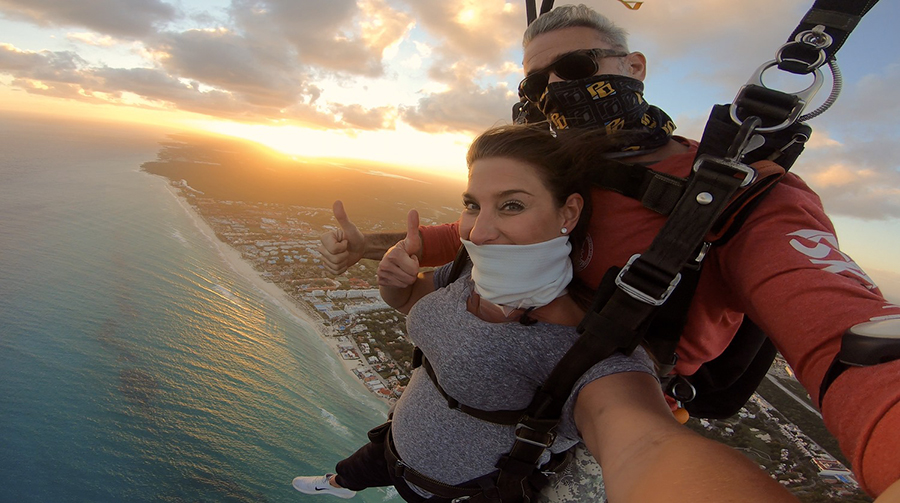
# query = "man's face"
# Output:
<box><xmin>522</xmin><ymin>26</ymin><xmax>639</xmax><ymax>83</ymax></box>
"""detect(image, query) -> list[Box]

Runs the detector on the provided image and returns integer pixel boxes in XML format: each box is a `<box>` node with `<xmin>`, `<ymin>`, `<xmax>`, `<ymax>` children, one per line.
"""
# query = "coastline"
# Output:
<box><xmin>165</xmin><ymin>184</ymin><xmax>389</xmax><ymax>402</ymax></box>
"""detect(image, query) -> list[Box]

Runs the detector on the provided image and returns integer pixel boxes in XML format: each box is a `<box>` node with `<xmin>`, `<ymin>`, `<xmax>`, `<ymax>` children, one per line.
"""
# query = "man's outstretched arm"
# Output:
<box><xmin>317</xmin><ymin>200</ymin><xmax>410</xmax><ymax>275</ymax></box>
<box><xmin>318</xmin><ymin>201</ymin><xmax>462</xmax><ymax>275</ymax></box>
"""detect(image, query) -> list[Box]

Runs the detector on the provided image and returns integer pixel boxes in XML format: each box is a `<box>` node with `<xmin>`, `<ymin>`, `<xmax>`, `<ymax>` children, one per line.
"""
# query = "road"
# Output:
<box><xmin>766</xmin><ymin>374</ymin><xmax>822</xmax><ymax>418</ymax></box>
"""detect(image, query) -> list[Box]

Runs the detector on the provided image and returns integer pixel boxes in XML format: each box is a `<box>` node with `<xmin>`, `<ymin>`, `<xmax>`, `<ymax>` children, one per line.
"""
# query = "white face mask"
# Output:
<box><xmin>461</xmin><ymin>235</ymin><xmax>573</xmax><ymax>310</ymax></box>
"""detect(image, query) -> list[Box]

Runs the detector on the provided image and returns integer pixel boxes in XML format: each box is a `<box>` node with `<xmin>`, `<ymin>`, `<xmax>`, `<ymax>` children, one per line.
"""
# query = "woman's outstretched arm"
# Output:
<box><xmin>575</xmin><ymin>371</ymin><xmax>799</xmax><ymax>503</ymax></box>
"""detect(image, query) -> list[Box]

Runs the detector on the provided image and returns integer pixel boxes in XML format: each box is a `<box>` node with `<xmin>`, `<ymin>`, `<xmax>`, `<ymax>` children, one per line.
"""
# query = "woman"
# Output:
<box><xmin>293</xmin><ymin>124</ymin><xmax>798</xmax><ymax>503</ymax></box>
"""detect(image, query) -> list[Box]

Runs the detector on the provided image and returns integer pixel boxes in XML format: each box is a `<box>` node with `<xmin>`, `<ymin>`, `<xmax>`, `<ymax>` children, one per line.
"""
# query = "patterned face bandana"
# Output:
<box><xmin>538</xmin><ymin>74</ymin><xmax>677</xmax><ymax>155</ymax></box>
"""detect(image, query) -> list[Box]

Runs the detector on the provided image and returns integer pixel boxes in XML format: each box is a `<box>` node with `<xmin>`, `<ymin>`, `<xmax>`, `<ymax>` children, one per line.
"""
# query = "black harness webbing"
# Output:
<box><xmin>525</xmin><ymin>0</ymin><xmax>554</xmax><ymax>26</ymax></box>
<box><xmin>421</xmin><ymin>355</ymin><xmax>525</xmax><ymax>425</ymax></box>
<box><xmin>534</xmin><ymin>140</ymin><xmax>756</xmax><ymax>415</ymax></box>
<box><xmin>782</xmin><ymin>0</ymin><xmax>878</xmax><ymax>75</ymax></box>
<box><xmin>385</xmin><ymin>427</ymin><xmax>491</xmax><ymax>501</ymax></box>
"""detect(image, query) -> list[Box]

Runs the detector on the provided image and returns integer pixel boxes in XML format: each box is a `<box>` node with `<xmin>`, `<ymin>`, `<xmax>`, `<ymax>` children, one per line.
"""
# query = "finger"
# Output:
<box><xmin>332</xmin><ymin>200</ymin><xmax>356</xmax><ymax>232</ymax></box>
<box><xmin>378</xmin><ymin>266</ymin><xmax>418</xmax><ymax>288</ymax></box>
<box><xmin>318</xmin><ymin>243</ymin><xmax>349</xmax><ymax>264</ymax></box>
<box><xmin>378</xmin><ymin>246</ymin><xmax>418</xmax><ymax>287</ymax></box>
<box><xmin>324</xmin><ymin>263</ymin><xmax>348</xmax><ymax>276</ymax></box>
<box><xmin>404</xmin><ymin>209</ymin><xmax>421</xmax><ymax>257</ymax></box>
<box><xmin>319</xmin><ymin>231</ymin><xmax>348</xmax><ymax>254</ymax></box>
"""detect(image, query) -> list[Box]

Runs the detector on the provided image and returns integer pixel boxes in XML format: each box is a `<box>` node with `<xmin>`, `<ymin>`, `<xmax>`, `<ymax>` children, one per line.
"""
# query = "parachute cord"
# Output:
<box><xmin>799</xmin><ymin>58</ymin><xmax>842</xmax><ymax>122</ymax></box>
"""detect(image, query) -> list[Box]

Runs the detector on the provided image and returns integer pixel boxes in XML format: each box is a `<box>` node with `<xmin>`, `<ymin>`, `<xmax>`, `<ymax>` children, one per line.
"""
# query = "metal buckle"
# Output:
<box><xmin>514</xmin><ymin>423</ymin><xmax>555</xmax><ymax>448</ymax></box>
<box><xmin>615</xmin><ymin>254</ymin><xmax>681</xmax><ymax>307</ymax></box>
<box><xmin>729</xmin><ymin>62</ymin><xmax>823</xmax><ymax>133</ymax></box>
<box><xmin>692</xmin><ymin>154</ymin><xmax>757</xmax><ymax>188</ymax></box>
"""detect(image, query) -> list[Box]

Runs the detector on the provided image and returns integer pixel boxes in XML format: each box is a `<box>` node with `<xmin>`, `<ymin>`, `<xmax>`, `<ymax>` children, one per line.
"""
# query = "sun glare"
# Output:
<box><xmin>193</xmin><ymin>120</ymin><xmax>472</xmax><ymax>181</ymax></box>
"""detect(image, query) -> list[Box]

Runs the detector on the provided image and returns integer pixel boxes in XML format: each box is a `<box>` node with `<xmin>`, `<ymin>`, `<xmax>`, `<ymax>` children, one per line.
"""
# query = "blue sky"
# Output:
<box><xmin>0</xmin><ymin>0</ymin><xmax>898</xmax><ymax>298</ymax></box>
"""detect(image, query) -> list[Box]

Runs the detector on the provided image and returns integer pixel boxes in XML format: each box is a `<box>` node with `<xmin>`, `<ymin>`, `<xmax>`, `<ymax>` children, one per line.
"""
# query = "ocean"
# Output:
<box><xmin>0</xmin><ymin>113</ymin><xmax>395</xmax><ymax>503</ymax></box>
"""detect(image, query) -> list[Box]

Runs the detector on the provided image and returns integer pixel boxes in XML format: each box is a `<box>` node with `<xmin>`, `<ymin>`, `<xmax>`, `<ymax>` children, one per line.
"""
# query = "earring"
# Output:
<box><xmin>560</xmin><ymin>227</ymin><xmax>568</xmax><ymax>235</ymax></box>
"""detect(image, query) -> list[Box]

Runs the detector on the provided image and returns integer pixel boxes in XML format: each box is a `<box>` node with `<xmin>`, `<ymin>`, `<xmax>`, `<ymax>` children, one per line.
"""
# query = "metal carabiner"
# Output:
<box><xmin>729</xmin><ymin>61</ymin><xmax>823</xmax><ymax>133</ymax></box>
<box><xmin>795</xmin><ymin>24</ymin><xmax>833</xmax><ymax>51</ymax></box>
<box><xmin>776</xmin><ymin>25</ymin><xmax>833</xmax><ymax>74</ymax></box>
<box><xmin>729</xmin><ymin>25</ymin><xmax>832</xmax><ymax>132</ymax></box>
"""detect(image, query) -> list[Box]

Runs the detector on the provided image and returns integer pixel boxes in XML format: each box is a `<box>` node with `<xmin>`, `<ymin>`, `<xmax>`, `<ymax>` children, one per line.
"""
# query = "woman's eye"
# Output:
<box><xmin>501</xmin><ymin>201</ymin><xmax>525</xmax><ymax>212</ymax></box>
<box><xmin>464</xmin><ymin>201</ymin><xmax>479</xmax><ymax>212</ymax></box>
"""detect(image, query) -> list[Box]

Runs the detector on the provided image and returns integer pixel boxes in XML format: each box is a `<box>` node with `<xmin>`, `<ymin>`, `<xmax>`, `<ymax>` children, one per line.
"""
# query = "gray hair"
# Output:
<box><xmin>523</xmin><ymin>4</ymin><xmax>629</xmax><ymax>52</ymax></box>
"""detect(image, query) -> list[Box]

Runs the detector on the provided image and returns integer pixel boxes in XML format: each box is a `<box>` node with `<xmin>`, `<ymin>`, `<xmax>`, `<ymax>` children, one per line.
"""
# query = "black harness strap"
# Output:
<box><xmin>585</xmin><ymin>158</ymin><xmax>687</xmax><ymax>215</ymax></box>
<box><xmin>783</xmin><ymin>0</ymin><xmax>879</xmax><ymax>74</ymax></box>
<box><xmin>384</xmin><ymin>427</ymin><xmax>491</xmax><ymax>501</ymax></box>
<box><xmin>421</xmin><ymin>355</ymin><xmax>525</xmax><ymax>425</ymax></box>
<box><xmin>525</xmin><ymin>0</ymin><xmax>554</xmax><ymax>26</ymax></box>
<box><xmin>532</xmin><ymin>148</ymin><xmax>754</xmax><ymax>418</ymax></box>
<box><xmin>683</xmin><ymin>320</ymin><xmax>778</xmax><ymax>419</ymax></box>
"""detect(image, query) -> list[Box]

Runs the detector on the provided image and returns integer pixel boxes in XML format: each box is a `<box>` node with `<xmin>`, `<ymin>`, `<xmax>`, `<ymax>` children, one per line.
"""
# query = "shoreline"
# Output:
<box><xmin>165</xmin><ymin>184</ymin><xmax>391</xmax><ymax>404</ymax></box>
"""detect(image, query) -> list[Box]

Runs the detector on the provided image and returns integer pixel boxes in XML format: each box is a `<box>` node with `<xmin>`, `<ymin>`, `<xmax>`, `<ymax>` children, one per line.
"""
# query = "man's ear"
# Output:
<box><xmin>561</xmin><ymin>193</ymin><xmax>584</xmax><ymax>231</ymax></box>
<box><xmin>624</xmin><ymin>51</ymin><xmax>647</xmax><ymax>81</ymax></box>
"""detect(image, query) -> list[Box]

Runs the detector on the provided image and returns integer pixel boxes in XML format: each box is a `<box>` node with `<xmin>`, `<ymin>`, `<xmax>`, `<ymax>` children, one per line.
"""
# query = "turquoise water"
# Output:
<box><xmin>0</xmin><ymin>114</ymin><xmax>394</xmax><ymax>502</ymax></box>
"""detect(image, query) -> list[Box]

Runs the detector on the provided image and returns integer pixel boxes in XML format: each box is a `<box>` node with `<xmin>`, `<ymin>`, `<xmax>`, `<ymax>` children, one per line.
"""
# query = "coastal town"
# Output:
<box><xmin>182</xmin><ymin>182</ymin><xmax>418</xmax><ymax>402</ymax></box>
<box><xmin>169</xmin><ymin>179</ymin><xmax>871</xmax><ymax>502</ymax></box>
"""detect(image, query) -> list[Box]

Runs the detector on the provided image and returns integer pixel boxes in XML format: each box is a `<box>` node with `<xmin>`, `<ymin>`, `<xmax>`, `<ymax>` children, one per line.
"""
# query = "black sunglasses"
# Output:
<box><xmin>518</xmin><ymin>48</ymin><xmax>629</xmax><ymax>103</ymax></box>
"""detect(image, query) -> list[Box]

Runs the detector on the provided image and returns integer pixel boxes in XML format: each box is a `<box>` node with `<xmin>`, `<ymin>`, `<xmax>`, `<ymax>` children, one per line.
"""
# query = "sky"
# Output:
<box><xmin>1</xmin><ymin>0</ymin><xmax>899</xmax><ymax>297</ymax></box>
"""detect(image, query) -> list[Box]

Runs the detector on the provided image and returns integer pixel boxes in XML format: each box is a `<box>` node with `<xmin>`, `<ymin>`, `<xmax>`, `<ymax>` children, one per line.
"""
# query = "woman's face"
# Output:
<box><xmin>460</xmin><ymin>156</ymin><xmax>581</xmax><ymax>245</ymax></box>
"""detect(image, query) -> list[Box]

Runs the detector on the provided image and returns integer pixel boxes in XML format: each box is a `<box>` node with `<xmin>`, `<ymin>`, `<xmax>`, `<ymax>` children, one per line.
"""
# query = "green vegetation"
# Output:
<box><xmin>756</xmin><ymin>378</ymin><xmax>848</xmax><ymax>466</ymax></box>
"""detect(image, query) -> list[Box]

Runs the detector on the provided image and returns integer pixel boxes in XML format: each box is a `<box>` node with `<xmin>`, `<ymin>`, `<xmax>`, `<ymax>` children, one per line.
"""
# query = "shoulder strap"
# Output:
<box><xmin>782</xmin><ymin>0</ymin><xmax>879</xmax><ymax>75</ymax></box>
<box><xmin>526</xmin><ymin>0</ymin><xmax>554</xmax><ymax>25</ymax></box>
<box><xmin>446</xmin><ymin>244</ymin><xmax>469</xmax><ymax>284</ymax></box>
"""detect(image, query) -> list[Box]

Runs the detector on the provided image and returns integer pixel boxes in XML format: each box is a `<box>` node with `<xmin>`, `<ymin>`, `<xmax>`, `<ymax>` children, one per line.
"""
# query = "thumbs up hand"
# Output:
<box><xmin>377</xmin><ymin>210</ymin><xmax>422</xmax><ymax>289</ymax></box>
<box><xmin>318</xmin><ymin>200</ymin><xmax>366</xmax><ymax>275</ymax></box>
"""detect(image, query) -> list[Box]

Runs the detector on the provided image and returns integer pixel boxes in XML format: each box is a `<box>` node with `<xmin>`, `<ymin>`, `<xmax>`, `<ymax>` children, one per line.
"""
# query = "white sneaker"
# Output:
<box><xmin>292</xmin><ymin>474</ymin><xmax>357</xmax><ymax>499</ymax></box>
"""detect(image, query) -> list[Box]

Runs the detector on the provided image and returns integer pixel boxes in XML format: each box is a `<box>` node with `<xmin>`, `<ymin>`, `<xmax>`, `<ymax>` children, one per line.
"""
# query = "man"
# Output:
<box><xmin>319</xmin><ymin>5</ymin><xmax>900</xmax><ymax>497</ymax></box>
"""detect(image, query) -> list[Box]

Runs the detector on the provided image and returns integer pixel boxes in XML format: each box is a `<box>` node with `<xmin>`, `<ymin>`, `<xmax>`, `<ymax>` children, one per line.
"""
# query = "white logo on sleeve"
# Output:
<box><xmin>787</xmin><ymin>229</ymin><xmax>876</xmax><ymax>289</ymax></box>
<box><xmin>872</xmin><ymin>305</ymin><xmax>900</xmax><ymax>322</ymax></box>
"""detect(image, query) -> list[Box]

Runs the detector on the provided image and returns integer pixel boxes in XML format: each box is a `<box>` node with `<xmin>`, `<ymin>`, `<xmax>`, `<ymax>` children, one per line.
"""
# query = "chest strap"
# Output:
<box><xmin>420</xmin><ymin>354</ymin><xmax>526</xmax><ymax>425</ymax></box>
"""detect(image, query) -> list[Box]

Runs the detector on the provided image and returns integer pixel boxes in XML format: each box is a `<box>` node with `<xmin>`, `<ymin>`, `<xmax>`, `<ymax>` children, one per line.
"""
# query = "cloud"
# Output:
<box><xmin>150</xmin><ymin>28</ymin><xmax>306</xmax><ymax>108</ymax></box>
<box><xmin>787</xmin><ymin>60</ymin><xmax>900</xmax><ymax>220</ymax></box>
<box><xmin>0</xmin><ymin>0</ymin><xmax>418</xmax><ymax>128</ymax></box>
<box><xmin>791</xmin><ymin>132</ymin><xmax>900</xmax><ymax>220</ymax></box>
<box><xmin>401</xmin><ymin>79</ymin><xmax>515</xmax><ymax>134</ymax></box>
<box><xmin>2</xmin><ymin>0</ymin><xmax>896</xmax><ymax>175</ymax></box>
<box><xmin>397</xmin><ymin>53</ymin><xmax>522</xmax><ymax>134</ymax></box>
<box><xmin>603</xmin><ymin>0</ymin><xmax>807</xmax><ymax>82</ymax></box>
<box><xmin>0</xmin><ymin>0</ymin><xmax>177</xmax><ymax>38</ymax></box>
<box><xmin>398</xmin><ymin>0</ymin><xmax>523</xmax><ymax>64</ymax></box>
<box><xmin>825</xmin><ymin>63</ymin><xmax>900</xmax><ymax>132</ymax></box>
<box><xmin>66</xmin><ymin>33</ymin><xmax>120</xmax><ymax>47</ymax></box>
<box><xmin>0</xmin><ymin>43</ymin><xmax>397</xmax><ymax>129</ymax></box>
<box><xmin>0</xmin><ymin>43</ymin><xmax>87</xmax><ymax>82</ymax></box>
<box><xmin>230</xmin><ymin>0</ymin><xmax>414</xmax><ymax>77</ymax></box>
<box><xmin>331</xmin><ymin>103</ymin><xmax>396</xmax><ymax>130</ymax></box>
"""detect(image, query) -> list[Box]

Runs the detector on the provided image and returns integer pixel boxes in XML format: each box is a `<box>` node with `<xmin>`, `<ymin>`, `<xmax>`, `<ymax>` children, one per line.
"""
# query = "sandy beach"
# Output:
<box><xmin>166</xmin><ymin>185</ymin><xmax>388</xmax><ymax>401</ymax></box>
